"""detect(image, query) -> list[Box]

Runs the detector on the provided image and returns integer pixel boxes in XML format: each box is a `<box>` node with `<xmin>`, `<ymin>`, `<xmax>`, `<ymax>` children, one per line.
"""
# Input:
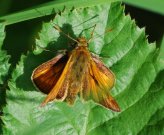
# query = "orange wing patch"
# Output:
<box><xmin>82</xmin><ymin>56</ymin><xmax>120</xmax><ymax>112</ymax></box>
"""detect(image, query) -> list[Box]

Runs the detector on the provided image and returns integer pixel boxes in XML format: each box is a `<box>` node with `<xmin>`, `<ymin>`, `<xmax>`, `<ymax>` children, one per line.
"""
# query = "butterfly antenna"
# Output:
<box><xmin>53</xmin><ymin>25</ymin><xmax>79</xmax><ymax>43</ymax></box>
<box><xmin>93</xmin><ymin>28</ymin><xmax>113</xmax><ymax>40</ymax></box>
<box><xmin>88</xmin><ymin>24</ymin><xmax>96</xmax><ymax>43</ymax></box>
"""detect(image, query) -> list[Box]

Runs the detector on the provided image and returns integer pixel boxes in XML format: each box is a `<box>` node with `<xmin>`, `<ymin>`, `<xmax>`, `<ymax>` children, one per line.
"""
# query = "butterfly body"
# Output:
<box><xmin>32</xmin><ymin>37</ymin><xmax>120</xmax><ymax>112</ymax></box>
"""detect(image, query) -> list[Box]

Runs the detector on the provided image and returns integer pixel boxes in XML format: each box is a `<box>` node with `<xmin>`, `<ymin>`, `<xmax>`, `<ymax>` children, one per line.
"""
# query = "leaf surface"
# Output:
<box><xmin>0</xmin><ymin>23</ymin><xmax>10</xmax><ymax>84</ymax></box>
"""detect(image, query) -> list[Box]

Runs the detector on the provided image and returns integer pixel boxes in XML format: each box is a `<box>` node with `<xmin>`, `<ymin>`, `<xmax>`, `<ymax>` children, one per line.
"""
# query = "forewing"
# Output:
<box><xmin>91</xmin><ymin>54</ymin><xmax>115</xmax><ymax>87</ymax></box>
<box><xmin>32</xmin><ymin>54</ymin><xmax>68</xmax><ymax>94</ymax></box>
<box><xmin>82</xmin><ymin>55</ymin><xmax>120</xmax><ymax>112</ymax></box>
<box><xmin>41</xmin><ymin>53</ymin><xmax>75</xmax><ymax>106</ymax></box>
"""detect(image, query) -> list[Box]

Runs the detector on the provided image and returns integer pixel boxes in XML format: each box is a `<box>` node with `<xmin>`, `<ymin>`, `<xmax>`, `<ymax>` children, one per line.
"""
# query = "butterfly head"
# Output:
<box><xmin>77</xmin><ymin>37</ymin><xmax>88</xmax><ymax>47</ymax></box>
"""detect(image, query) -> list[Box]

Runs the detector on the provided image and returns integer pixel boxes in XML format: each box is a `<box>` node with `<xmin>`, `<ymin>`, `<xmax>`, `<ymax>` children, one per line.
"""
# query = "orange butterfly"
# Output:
<box><xmin>31</xmin><ymin>25</ymin><xmax>120</xmax><ymax>112</ymax></box>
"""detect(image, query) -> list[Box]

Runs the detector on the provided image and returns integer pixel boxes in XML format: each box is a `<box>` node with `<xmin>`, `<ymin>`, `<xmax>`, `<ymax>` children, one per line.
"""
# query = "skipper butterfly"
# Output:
<box><xmin>31</xmin><ymin>25</ymin><xmax>120</xmax><ymax>112</ymax></box>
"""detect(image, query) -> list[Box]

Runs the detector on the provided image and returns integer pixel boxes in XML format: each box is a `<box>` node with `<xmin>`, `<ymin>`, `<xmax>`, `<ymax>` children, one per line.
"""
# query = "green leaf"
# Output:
<box><xmin>2</xmin><ymin>2</ymin><xmax>164</xmax><ymax>135</ymax></box>
<box><xmin>0</xmin><ymin>22</ymin><xmax>10</xmax><ymax>134</ymax></box>
<box><xmin>0</xmin><ymin>23</ymin><xmax>10</xmax><ymax>84</ymax></box>
<box><xmin>0</xmin><ymin>0</ymin><xmax>117</xmax><ymax>25</ymax></box>
<box><xmin>123</xmin><ymin>0</ymin><xmax>164</xmax><ymax>15</ymax></box>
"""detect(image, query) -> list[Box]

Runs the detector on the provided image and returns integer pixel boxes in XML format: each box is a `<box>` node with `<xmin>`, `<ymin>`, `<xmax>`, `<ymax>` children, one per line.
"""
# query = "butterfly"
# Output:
<box><xmin>31</xmin><ymin>25</ymin><xmax>120</xmax><ymax>112</ymax></box>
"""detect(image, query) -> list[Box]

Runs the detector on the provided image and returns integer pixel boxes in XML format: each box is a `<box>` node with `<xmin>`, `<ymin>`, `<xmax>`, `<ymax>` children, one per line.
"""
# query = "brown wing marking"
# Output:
<box><xmin>41</xmin><ymin>54</ymin><xmax>74</xmax><ymax>106</ymax></box>
<box><xmin>82</xmin><ymin>56</ymin><xmax>120</xmax><ymax>112</ymax></box>
<box><xmin>32</xmin><ymin>54</ymin><xmax>68</xmax><ymax>94</ymax></box>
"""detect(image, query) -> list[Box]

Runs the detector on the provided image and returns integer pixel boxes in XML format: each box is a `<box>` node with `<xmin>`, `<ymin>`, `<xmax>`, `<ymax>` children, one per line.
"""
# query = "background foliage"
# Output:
<box><xmin>0</xmin><ymin>0</ymin><xmax>164</xmax><ymax>135</ymax></box>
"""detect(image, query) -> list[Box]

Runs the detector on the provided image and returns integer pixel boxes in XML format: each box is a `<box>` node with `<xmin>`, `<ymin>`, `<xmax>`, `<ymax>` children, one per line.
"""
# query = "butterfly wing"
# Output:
<box><xmin>40</xmin><ymin>52</ymin><xmax>75</xmax><ymax>106</ymax></box>
<box><xmin>82</xmin><ymin>54</ymin><xmax>120</xmax><ymax>112</ymax></box>
<box><xmin>32</xmin><ymin>53</ymin><xmax>68</xmax><ymax>94</ymax></box>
